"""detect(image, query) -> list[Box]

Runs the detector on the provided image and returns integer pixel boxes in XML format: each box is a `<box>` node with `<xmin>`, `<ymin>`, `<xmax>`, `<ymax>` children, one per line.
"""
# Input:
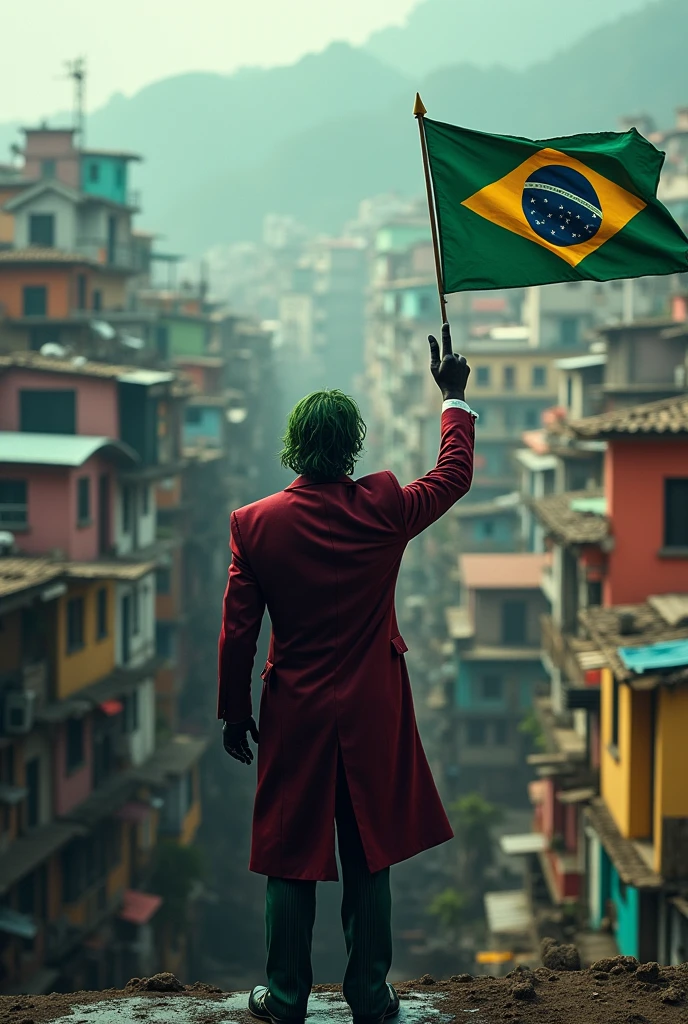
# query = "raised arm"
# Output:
<box><xmin>217</xmin><ymin>511</ymin><xmax>266</xmax><ymax>724</ymax></box>
<box><xmin>397</xmin><ymin>323</ymin><xmax>476</xmax><ymax>539</ymax></box>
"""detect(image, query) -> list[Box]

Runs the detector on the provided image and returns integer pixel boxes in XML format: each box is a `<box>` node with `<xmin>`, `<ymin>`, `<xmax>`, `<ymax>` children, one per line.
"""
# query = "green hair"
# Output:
<box><xmin>280</xmin><ymin>389</ymin><xmax>366</xmax><ymax>481</ymax></box>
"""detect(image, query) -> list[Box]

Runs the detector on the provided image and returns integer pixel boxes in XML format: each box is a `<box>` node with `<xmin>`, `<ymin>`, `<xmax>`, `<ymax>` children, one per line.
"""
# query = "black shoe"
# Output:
<box><xmin>248</xmin><ymin>985</ymin><xmax>305</xmax><ymax>1024</ymax></box>
<box><xmin>352</xmin><ymin>983</ymin><xmax>400</xmax><ymax>1024</ymax></box>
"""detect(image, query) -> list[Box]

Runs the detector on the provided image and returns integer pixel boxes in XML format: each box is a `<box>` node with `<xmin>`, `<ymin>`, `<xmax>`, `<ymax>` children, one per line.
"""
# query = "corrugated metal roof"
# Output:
<box><xmin>569</xmin><ymin>496</ymin><xmax>607</xmax><ymax>515</ymax></box>
<box><xmin>0</xmin><ymin>433</ymin><xmax>138</xmax><ymax>467</ymax></box>
<box><xmin>500</xmin><ymin>833</ymin><xmax>548</xmax><ymax>855</ymax></box>
<box><xmin>648</xmin><ymin>594</ymin><xmax>688</xmax><ymax>628</ymax></box>
<box><xmin>484</xmin><ymin>890</ymin><xmax>532</xmax><ymax>935</ymax></box>
<box><xmin>617</xmin><ymin>639</ymin><xmax>688</xmax><ymax>673</ymax></box>
<box><xmin>555</xmin><ymin>354</ymin><xmax>607</xmax><ymax>370</ymax></box>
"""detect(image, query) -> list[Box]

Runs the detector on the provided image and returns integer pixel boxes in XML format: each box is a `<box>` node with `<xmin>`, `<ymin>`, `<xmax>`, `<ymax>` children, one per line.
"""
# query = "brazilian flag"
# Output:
<box><xmin>424</xmin><ymin>118</ymin><xmax>688</xmax><ymax>292</ymax></box>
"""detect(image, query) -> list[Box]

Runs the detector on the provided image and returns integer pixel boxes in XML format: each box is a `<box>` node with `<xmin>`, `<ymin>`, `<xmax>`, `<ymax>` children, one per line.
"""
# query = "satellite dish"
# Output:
<box><xmin>71</xmin><ymin>355</ymin><xmax>87</xmax><ymax>366</ymax></box>
<box><xmin>40</xmin><ymin>343</ymin><xmax>67</xmax><ymax>358</ymax></box>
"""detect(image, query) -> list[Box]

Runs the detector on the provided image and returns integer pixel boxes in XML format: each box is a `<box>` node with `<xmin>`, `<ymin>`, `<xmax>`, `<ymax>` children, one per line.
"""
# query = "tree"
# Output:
<box><xmin>449</xmin><ymin>793</ymin><xmax>504</xmax><ymax>909</ymax></box>
<box><xmin>427</xmin><ymin>887</ymin><xmax>466</xmax><ymax>953</ymax></box>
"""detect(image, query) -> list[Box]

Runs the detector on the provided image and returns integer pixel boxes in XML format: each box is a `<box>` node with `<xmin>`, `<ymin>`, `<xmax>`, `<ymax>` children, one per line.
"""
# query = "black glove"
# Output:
<box><xmin>428</xmin><ymin>322</ymin><xmax>470</xmax><ymax>400</ymax></box>
<box><xmin>222</xmin><ymin>716</ymin><xmax>260</xmax><ymax>765</ymax></box>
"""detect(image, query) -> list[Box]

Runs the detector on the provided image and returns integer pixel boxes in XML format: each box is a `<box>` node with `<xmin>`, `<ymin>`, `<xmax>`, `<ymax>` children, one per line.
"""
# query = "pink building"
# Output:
<box><xmin>0</xmin><ymin>433</ymin><xmax>137</xmax><ymax>559</ymax></box>
<box><xmin>0</xmin><ymin>365</ymin><xmax>119</xmax><ymax>437</ymax></box>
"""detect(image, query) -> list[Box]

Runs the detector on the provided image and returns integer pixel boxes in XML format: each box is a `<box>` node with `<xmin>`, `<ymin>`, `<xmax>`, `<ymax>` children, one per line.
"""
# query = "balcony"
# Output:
<box><xmin>76</xmin><ymin>238</ymin><xmax>147</xmax><ymax>274</ymax></box>
<box><xmin>540</xmin><ymin>614</ymin><xmax>606</xmax><ymax>708</ymax></box>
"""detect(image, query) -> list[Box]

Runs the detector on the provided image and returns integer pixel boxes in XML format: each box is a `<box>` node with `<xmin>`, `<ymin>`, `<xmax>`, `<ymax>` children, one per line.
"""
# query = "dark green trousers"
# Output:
<box><xmin>264</xmin><ymin>754</ymin><xmax>392</xmax><ymax>1019</ymax></box>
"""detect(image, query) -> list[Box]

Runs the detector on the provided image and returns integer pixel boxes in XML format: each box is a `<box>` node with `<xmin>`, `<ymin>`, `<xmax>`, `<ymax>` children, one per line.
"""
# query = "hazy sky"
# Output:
<box><xmin>2</xmin><ymin>0</ymin><xmax>418</xmax><ymax>122</ymax></box>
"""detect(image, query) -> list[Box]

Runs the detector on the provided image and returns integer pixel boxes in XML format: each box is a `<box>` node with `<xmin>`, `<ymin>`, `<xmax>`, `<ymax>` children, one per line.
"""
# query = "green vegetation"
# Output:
<box><xmin>150</xmin><ymin>841</ymin><xmax>204</xmax><ymax>929</ymax></box>
<box><xmin>519</xmin><ymin>709</ymin><xmax>547</xmax><ymax>751</ymax></box>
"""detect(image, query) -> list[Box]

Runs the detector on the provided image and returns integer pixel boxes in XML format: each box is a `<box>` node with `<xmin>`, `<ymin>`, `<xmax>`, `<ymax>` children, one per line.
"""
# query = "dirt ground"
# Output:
<box><xmin>0</xmin><ymin>956</ymin><xmax>687</xmax><ymax>1024</ymax></box>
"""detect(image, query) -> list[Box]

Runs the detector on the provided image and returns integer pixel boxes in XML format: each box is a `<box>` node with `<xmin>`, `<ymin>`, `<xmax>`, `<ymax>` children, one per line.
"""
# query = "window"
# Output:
<box><xmin>560</xmin><ymin>316</ymin><xmax>579</xmax><ymax>346</ymax></box>
<box><xmin>419</xmin><ymin>293</ymin><xmax>432</xmax><ymax>315</ymax></box>
<box><xmin>480</xmin><ymin>520</ymin><xmax>495</xmax><ymax>538</ymax></box>
<box><xmin>503</xmin><ymin>365</ymin><xmax>515</xmax><ymax>390</ymax></box>
<box><xmin>610</xmin><ymin>677</ymin><xmax>620</xmax><ymax>752</ymax></box>
<box><xmin>185</xmin><ymin>407</ymin><xmax>203</xmax><ymax>426</ymax></box>
<box><xmin>29</xmin><ymin>214</ymin><xmax>55</xmax><ymax>247</ymax></box>
<box><xmin>66</xmin><ymin>717</ymin><xmax>85</xmax><ymax>772</ymax></box>
<box><xmin>77</xmin><ymin>477</ymin><xmax>90</xmax><ymax>525</ymax></box>
<box><xmin>96</xmin><ymin>587</ymin><xmax>108</xmax><ymax>640</ymax></box>
<box><xmin>0</xmin><ymin>479</ymin><xmax>28</xmax><ymax>526</ymax></box>
<box><xmin>123</xmin><ymin>690</ymin><xmax>140</xmax><ymax>733</ymax></box>
<box><xmin>132</xmin><ymin>587</ymin><xmax>140</xmax><ymax>636</ymax></box>
<box><xmin>115</xmin><ymin>165</ymin><xmax>125</xmax><ymax>188</ymax></box>
<box><xmin>22</xmin><ymin>286</ymin><xmax>47</xmax><ymax>317</ymax></box>
<box><xmin>156</xmin><ymin>325</ymin><xmax>170</xmax><ymax>360</ymax></box>
<box><xmin>587</xmin><ymin>580</ymin><xmax>602</xmax><ymax>607</ymax></box>
<box><xmin>156</xmin><ymin>622</ymin><xmax>175</xmax><ymax>658</ymax></box>
<box><xmin>122</xmin><ymin>485</ymin><xmax>132</xmax><ymax>533</ymax></box>
<box><xmin>525</xmin><ymin>408</ymin><xmax>540</xmax><ymax>429</ymax></box>
<box><xmin>156</xmin><ymin>567</ymin><xmax>171</xmax><ymax>594</ymax></box>
<box><xmin>481</xmin><ymin>675</ymin><xmax>503</xmax><ymax>701</ymax></box>
<box><xmin>664</xmin><ymin>479</ymin><xmax>688</xmax><ymax>548</ymax></box>
<box><xmin>566</xmin><ymin>376</ymin><xmax>573</xmax><ymax>409</ymax></box>
<box><xmin>25</xmin><ymin>758</ymin><xmax>40</xmax><ymax>829</ymax></box>
<box><xmin>472</xmin><ymin>405</ymin><xmax>486</xmax><ymax>426</ymax></box>
<box><xmin>467</xmin><ymin>719</ymin><xmax>487</xmax><ymax>746</ymax></box>
<box><xmin>77</xmin><ymin>273</ymin><xmax>87</xmax><ymax>311</ymax></box>
<box><xmin>494</xmin><ymin>721</ymin><xmax>509</xmax><ymax>746</ymax></box>
<box><xmin>20</xmin><ymin>389</ymin><xmax>76</xmax><ymax>434</ymax></box>
<box><xmin>501</xmin><ymin>600</ymin><xmax>527</xmax><ymax>645</ymax></box>
<box><xmin>92</xmin><ymin>289</ymin><xmax>102</xmax><ymax>312</ymax></box>
<box><xmin>476</xmin><ymin>366</ymin><xmax>491</xmax><ymax>387</ymax></box>
<box><xmin>532</xmin><ymin>365</ymin><xmax>547</xmax><ymax>387</ymax></box>
<box><xmin>89</xmin><ymin>162</ymin><xmax>100</xmax><ymax>183</ymax></box>
<box><xmin>40</xmin><ymin>159</ymin><xmax>56</xmax><ymax>179</ymax></box>
<box><xmin>66</xmin><ymin>596</ymin><xmax>84</xmax><ymax>653</ymax></box>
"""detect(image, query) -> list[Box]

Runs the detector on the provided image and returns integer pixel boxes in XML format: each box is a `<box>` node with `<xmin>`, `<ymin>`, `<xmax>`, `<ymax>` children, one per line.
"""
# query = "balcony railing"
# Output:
<box><xmin>541</xmin><ymin>614</ymin><xmax>605</xmax><ymax>691</ymax></box>
<box><xmin>76</xmin><ymin>238</ymin><xmax>148</xmax><ymax>273</ymax></box>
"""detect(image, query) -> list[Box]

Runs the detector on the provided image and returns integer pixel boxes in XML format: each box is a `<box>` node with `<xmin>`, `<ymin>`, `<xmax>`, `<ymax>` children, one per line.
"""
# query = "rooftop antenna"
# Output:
<box><xmin>65</xmin><ymin>57</ymin><xmax>87</xmax><ymax>148</ymax></box>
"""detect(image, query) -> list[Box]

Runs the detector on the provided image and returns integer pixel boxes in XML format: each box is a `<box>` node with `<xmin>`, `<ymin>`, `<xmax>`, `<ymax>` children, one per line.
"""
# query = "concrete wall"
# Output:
<box><xmin>115</xmin><ymin>574</ymin><xmax>155</xmax><ymax>668</ymax></box>
<box><xmin>114</xmin><ymin>482</ymin><xmax>155</xmax><ymax>557</ymax></box>
<box><xmin>610</xmin><ymin>864</ymin><xmax>641</xmax><ymax>959</ymax></box>
<box><xmin>129</xmin><ymin>678</ymin><xmax>156</xmax><ymax>767</ymax></box>
<box><xmin>13</xmin><ymin>191</ymin><xmax>77</xmax><ymax>251</ymax></box>
<box><xmin>53</xmin><ymin>715</ymin><xmax>93</xmax><ymax>816</ymax></box>
<box><xmin>606</xmin><ymin>439</ymin><xmax>688</xmax><ymax>604</ymax></box>
<box><xmin>81</xmin><ymin>155</ymin><xmax>130</xmax><ymax>206</ymax></box>
<box><xmin>0</xmin><ymin>370</ymin><xmax>119</xmax><ymax>436</ymax></box>
<box><xmin>472</xmin><ymin>588</ymin><xmax>547</xmax><ymax>647</ymax></box>
<box><xmin>55</xmin><ymin>580</ymin><xmax>116</xmax><ymax>699</ymax></box>
<box><xmin>653</xmin><ymin>685</ymin><xmax>688</xmax><ymax>875</ymax></box>
<box><xmin>600</xmin><ymin>668</ymin><xmax>652</xmax><ymax>840</ymax></box>
<box><xmin>0</xmin><ymin>266</ymin><xmax>81</xmax><ymax>319</ymax></box>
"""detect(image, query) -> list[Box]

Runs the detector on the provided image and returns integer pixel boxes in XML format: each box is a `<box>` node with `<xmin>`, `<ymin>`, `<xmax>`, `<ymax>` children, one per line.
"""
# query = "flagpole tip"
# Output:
<box><xmin>413</xmin><ymin>92</ymin><xmax>427</xmax><ymax>117</ymax></box>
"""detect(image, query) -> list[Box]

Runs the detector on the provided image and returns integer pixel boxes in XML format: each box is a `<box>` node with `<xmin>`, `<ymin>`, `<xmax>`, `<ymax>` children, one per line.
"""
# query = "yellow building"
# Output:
<box><xmin>581</xmin><ymin>598</ymin><xmax>688</xmax><ymax>963</ymax></box>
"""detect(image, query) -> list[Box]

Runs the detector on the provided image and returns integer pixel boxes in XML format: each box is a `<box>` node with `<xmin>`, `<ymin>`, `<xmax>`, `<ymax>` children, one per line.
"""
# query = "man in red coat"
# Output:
<box><xmin>218</xmin><ymin>324</ymin><xmax>475</xmax><ymax>1024</ymax></box>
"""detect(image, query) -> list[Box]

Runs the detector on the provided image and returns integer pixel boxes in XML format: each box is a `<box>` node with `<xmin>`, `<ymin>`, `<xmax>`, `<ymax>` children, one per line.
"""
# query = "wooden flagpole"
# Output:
<box><xmin>414</xmin><ymin>92</ymin><xmax>448</xmax><ymax>324</ymax></box>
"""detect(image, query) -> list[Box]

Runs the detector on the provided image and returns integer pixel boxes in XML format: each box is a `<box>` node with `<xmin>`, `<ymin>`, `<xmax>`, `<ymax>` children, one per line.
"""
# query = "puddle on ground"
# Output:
<box><xmin>63</xmin><ymin>991</ymin><xmax>456</xmax><ymax>1023</ymax></box>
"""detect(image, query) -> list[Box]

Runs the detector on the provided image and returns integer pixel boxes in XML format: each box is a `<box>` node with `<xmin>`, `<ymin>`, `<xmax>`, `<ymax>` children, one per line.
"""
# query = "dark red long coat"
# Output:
<box><xmin>218</xmin><ymin>407</ymin><xmax>475</xmax><ymax>881</ymax></box>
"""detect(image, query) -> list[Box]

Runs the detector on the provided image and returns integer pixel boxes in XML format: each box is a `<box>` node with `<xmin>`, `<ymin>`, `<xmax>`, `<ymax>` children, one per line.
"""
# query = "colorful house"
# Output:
<box><xmin>444</xmin><ymin>553</ymin><xmax>551</xmax><ymax>804</ymax></box>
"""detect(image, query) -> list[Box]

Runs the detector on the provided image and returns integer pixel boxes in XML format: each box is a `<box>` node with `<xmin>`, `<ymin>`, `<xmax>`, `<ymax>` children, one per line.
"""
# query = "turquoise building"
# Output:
<box><xmin>80</xmin><ymin>149</ymin><xmax>141</xmax><ymax>206</ymax></box>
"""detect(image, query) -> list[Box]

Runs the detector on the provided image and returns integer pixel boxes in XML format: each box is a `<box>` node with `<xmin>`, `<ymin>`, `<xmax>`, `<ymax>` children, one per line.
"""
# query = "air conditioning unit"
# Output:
<box><xmin>4</xmin><ymin>691</ymin><xmax>36</xmax><ymax>735</ymax></box>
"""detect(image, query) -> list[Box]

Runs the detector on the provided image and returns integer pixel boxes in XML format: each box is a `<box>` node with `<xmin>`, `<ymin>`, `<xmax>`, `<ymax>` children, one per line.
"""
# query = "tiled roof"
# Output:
<box><xmin>579</xmin><ymin>600</ymin><xmax>688</xmax><ymax>688</ymax></box>
<box><xmin>0</xmin><ymin>558</ymin><xmax>156</xmax><ymax>600</ymax></box>
<box><xmin>528</xmin><ymin>490</ymin><xmax>609</xmax><ymax>546</ymax></box>
<box><xmin>460</xmin><ymin>552</ymin><xmax>550</xmax><ymax>590</ymax></box>
<box><xmin>0</xmin><ymin>559</ymin><xmax>63</xmax><ymax>599</ymax></box>
<box><xmin>0</xmin><ymin>351</ymin><xmax>194</xmax><ymax>395</ymax></box>
<box><xmin>0</xmin><ymin>247</ymin><xmax>96</xmax><ymax>265</ymax></box>
<box><xmin>585</xmin><ymin>799</ymin><xmax>662</xmax><ymax>889</ymax></box>
<box><xmin>570</xmin><ymin>393</ymin><xmax>688</xmax><ymax>438</ymax></box>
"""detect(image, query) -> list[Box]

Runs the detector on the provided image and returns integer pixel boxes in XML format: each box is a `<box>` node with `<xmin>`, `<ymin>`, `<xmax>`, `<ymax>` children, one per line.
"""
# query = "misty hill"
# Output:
<box><xmin>365</xmin><ymin>0</ymin><xmax>651</xmax><ymax>76</ymax></box>
<box><xmin>164</xmin><ymin>0</ymin><xmax>688</xmax><ymax>252</ymax></box>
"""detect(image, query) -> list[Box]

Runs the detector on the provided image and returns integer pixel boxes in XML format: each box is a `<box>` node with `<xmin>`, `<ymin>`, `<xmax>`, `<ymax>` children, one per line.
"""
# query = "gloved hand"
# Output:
<box><xmin>222</xmin><ymin>716</ymin><xmax>260</xmax><ymax>764</ymax></box>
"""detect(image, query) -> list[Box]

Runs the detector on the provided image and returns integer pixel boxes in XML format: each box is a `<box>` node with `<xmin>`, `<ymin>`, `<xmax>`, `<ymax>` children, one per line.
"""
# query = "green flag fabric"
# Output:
<box><xmin>423</xmin><ymin>118</ymin><xmax>688</xmax><ymax>292</ymax></box>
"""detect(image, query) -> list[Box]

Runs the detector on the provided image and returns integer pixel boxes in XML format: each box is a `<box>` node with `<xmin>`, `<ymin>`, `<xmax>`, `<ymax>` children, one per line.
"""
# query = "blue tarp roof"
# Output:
<box><xmin>618</xmin><ymin>639</ymin><xmax>688</xmax><ymax>674</ymax></box>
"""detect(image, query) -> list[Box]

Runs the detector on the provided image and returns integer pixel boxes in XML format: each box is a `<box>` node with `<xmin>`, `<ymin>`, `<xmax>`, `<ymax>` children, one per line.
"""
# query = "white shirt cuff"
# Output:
<box><xmin>442</xmin><ymin>398</ymin><xmax>479</xmax><ymax>420</ymax></box>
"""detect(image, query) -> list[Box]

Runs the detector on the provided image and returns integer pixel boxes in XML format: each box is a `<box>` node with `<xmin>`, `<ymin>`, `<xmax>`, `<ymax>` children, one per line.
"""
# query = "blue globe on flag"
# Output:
<box><xmin>521</xmin><ymin>165</ymin><xmax>603</xmax><ymax>247</ymax></box>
